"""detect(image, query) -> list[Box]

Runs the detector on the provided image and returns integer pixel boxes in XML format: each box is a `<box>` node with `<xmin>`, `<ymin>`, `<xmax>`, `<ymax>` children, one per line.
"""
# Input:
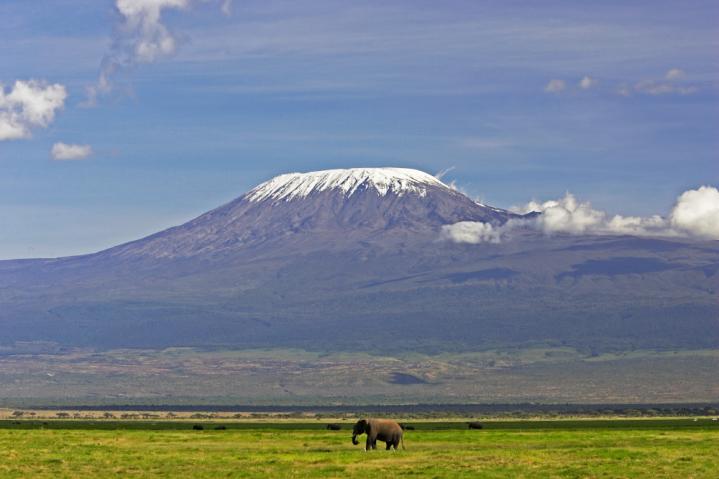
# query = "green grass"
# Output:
<box><xmin>0</xmin><ymin>419</ymin><xmax>717</xmax><ymax>478</ymax></box>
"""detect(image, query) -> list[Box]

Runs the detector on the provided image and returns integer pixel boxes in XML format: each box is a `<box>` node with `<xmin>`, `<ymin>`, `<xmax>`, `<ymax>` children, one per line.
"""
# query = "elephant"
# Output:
<box><xmin>468</xmin><ymin>421</ymin><xmax>484</xmax><ymax>430</ymax></box>
<box><xmin>326</xmin><ymin>423</ymin><xmax>341</xmax><ymax>430</ymax></box>
<box><xmin>351</xmin><ymin>419</ymin><xmax>405</xmax><ymax>451</ymax></box>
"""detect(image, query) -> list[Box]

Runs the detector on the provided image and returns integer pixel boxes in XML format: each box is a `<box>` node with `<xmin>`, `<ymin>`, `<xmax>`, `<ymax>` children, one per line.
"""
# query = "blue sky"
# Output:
<box><xmin>1</xmin><ymin>0</ymin><xmax>717</xmax><ymax>258</ymax></box>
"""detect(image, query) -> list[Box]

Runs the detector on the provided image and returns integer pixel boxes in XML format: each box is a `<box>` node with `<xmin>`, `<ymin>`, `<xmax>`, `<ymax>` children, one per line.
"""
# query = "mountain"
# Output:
<box><xmin>102</xmin><ymin>167</ymin><xmax>515</xmax><ymax>259</ymax></box>
<box><xmin>1</xmin><ymin>167</ymin><xmax>717</xmax><ymax>354</ymax></box>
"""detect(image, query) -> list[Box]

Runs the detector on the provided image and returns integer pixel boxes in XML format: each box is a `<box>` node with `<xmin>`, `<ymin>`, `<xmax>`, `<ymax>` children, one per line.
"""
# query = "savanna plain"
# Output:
<box><xmin>1</xmin><ymin>418</ymin><xmax>717</xmax><ymax>478</ymax></box>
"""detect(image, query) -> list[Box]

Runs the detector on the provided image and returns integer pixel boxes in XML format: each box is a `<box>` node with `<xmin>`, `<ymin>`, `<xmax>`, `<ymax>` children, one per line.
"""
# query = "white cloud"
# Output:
<box><xmin>0</xmin><ymin>80</ymin><xmax>67</xmax><ymax>140</ymax></box>
<box><xmin>440</xmin><ymin>221</ymin><xmax>502</xmax><ymax>244</ymax></box>
<box><xmin>632</xmin><ymin>69</ymin><xmax>697</xmax><ymax>96</ymax></box>
<box><xmin>665</xmin><ymin>68</ymin><xmax>685</xmax><ymax>80</ymax></box>
<box><xmin>87</xmin><ymin>0</ymin><xmax>229</xmax><ymax>103</ymax></box>
<box><xmin>87</xmin><ymin>0</ymin><xmax>189</xmax><ymax>103</ymax></box>
<box><xmin>579</xmin><ymin>76</ymin><xmax>597</xmax><ymax>89</ymax></box>
<box><xmin>51</xmin><ymin>142</ymin><xmax>93</xmax><ymax>160</ymax></box>
<box><xmin>669</xmin><ymin>186</ymin><xmax>719</xmax><ymax>239</ymax></box>
<box><xmin>604</xmin><ymin>214</ymin><xmax>668</xmax><ymax>236</ymax></box>
<box><xmin>612</xmin><ymin>69</ymin><xmax>698</xmax><ymax>97</ymax></box>
<box><xmin>117</xmin><ymin>0</ymin><xmax>189</xmax><ymax>63</ymax></box>
<box><xmin>544</xmin><ymin>79</ymin><xmax>566</xmax><ymax>93</ymax></box>
<box><xmin>634</xmin><ymin>80</ymin><xmax>673</xmax><ymax>95</ymax></box>
<box><xmin>522</xmin><ymin>193</ymin><xmax>606</xmax><ymax>234</ymax></box>
<box><xmin>220</xmin><ymin>0</ymin><xmax>232</xmax><ymax>15</ymax></box>
<box><xmin>634</xmin><ymin>80</ymin><xmax>697</xmax><ymax>96</ymax></box>
<box><xmin>434</xmin><ymin>166</ymin><xmax>455</xmax><ymax>180</ymax></box>
<box><xmin>442</xmin><ymin>186</ymin><xmax>719</xmax><ymax>244</ymax></box>
<box><xmin>514</xmin><ymin>193</ymin><xmax>673</xmax><ymax>237</ymax></box>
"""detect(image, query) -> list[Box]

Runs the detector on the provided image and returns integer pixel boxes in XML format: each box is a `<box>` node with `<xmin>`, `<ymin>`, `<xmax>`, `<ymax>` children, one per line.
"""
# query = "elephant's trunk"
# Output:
<box><xmin>352</xmin><ymin>434</ymin><xmax>359</xmax><ymax>445</ymax></box>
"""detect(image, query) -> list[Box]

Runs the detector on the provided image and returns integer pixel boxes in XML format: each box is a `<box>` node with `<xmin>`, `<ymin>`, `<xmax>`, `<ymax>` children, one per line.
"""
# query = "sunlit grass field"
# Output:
<box><xmin>1</xmin><ymin>419</ymin><xmax>717</xmax><ymax>478</ymax></box>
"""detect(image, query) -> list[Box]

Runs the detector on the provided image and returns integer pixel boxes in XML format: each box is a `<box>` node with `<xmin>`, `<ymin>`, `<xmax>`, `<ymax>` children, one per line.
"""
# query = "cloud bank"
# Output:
<box><xmin>512</xmin><ymin>193</ymin><xmax>671</xmax><ymax>236</ymax></box>
<box><xmin>51</xmin><ymin>142</ymin><xmax>93</xmax><ymax>160</ymax></box>
<box><xmin>0</xmin><ymin>80</ymin><xmax>67</xmax><ymax>140</ymax></box>
<box><xmin>441</xmin><ymin>186</ymin><xmax>719</xmax><ymax>244</ymax></box>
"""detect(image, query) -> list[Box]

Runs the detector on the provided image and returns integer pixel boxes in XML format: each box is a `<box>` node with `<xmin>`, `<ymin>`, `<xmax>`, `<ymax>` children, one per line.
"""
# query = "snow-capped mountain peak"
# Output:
<box><xmin>245</xmin><ymin>167</ymin><xmax>447</xmax><ymax>202</ymax></box>
<box><xmin>102</xmin><ymin>166</ymin><xmax>516</xmax><ymax>260</ymax></box>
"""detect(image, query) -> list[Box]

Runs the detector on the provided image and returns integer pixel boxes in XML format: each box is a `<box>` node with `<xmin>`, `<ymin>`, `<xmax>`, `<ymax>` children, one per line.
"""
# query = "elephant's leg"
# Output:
<box><xmin>385</xmin><ymin>441</ymin><xmax>392</xmax><ymax>450</ymax></box>
<box><xmin>365</xmin><ymin>437</ymin><xmax>372</xmax><ymax>451</ymax></box>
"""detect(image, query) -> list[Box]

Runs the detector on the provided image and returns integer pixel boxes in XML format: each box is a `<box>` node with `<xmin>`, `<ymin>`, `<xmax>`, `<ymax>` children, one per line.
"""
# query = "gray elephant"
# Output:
<box><xmin>351</xmin><ymin>418</ymin><xmax>405</xmax><ymax>451</ymax></box>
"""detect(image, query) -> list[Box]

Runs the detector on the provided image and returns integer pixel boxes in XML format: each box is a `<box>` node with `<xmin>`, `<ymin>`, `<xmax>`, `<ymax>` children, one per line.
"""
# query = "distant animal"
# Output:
<box><xmin>326</xmin><ymin>423</ymin><xmax>341</xmax><ymax>430</ymax></box>
<box><xmin>399</xmin><ymin>423</ymin><xmax>415</xmax><ymax>430</ymax></box>
<box><xmin>214</xmin><ymin>425</ymin><xmax>227</xmax><ymax>430</ymax></box>
<box><xmin>352</xmin><ymin>419</ymin><xmax>404</xmax><ymax>451</ymax></box>
<box><xmin>192</xmin><ymin>424</ymin><xmax>204</xmax><ymax>430</ymax></box>
<box><xmin>468</xmin><ymin>422</ymin><xmax>484</xmax><ymax>429</ymax></box>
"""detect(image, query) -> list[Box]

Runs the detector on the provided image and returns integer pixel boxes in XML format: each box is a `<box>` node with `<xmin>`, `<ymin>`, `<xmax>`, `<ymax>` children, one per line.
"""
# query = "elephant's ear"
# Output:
<box><xmin>364</xmin><ymin>421</ymin><xmax>371</xmax><ymax>434</ymax></box>
<box><xmin>355</xmin><ymin>419</ymin><xmax>367</xmax><ymax>433</ymax></box>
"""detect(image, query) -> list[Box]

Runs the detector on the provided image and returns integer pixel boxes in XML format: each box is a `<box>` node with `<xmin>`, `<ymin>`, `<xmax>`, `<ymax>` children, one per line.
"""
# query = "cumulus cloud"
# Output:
<box><xmin>579</xmin><ymin>76</ymin><xmax>597</xmax><ymax>90</ymax></box>
<box><xmin>517</xmin><ymin>193</ymin><xmax>605</xmax><ymax>234</ymax></box>
<box><xmin>670</xmin><ymin>186</ymin><xmax>719</xmax><ymax>239</ymax></box>
<box><xmin>440</xmin><ymin>221</ymin><xmax>503</xmax><ymax>244</ymax></box>
<box><xmin>442</xmin><ymin>187</ymin><xmax>719</xmax><ymax>244</ymax></box>
<box><xmin>515</xmin><ymin>193</ymin><xmax>671</xmax><ymax>236</ymax></box>
<box><xmin>87</xmin><ymin>0</ymin><xmax>231</xmax><ymax>104</ymax></box>
<box><xmin>0</xmin><ymin>80</ymin><xmax>67</xmax><ymax>140</ymax></box>
<box><xmin>544</xmin><ymin>79</ymin><xmax>566</xmax><ymax>93</ymax></box>
<box><xmin>51</xmin><ymin>142</ymin><xmax>93</xmax><ymax>160</ymax></box>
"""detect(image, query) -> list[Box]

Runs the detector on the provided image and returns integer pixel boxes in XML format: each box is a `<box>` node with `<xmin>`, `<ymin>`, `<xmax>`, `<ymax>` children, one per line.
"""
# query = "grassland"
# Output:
<box><xmin>2</xmin><ymin>347</ymin><xmax>718</xmax><ymax>405</ymax></box>
<box><xmin>0</xmin><ymin>418</ymin><xmax>717</xmax><ymax>478</ymax></box>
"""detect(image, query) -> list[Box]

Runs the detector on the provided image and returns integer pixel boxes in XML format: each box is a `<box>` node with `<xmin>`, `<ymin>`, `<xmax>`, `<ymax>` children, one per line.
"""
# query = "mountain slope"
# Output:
<box><xmin>0</xmin><ymin>168</ymin><xmax>717</xmax><ymax>353</ymax></box>
<box><xmin>100</xmin><ymin>167</ymin><xmax>514</xmax><ymax>260</ymax></box>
